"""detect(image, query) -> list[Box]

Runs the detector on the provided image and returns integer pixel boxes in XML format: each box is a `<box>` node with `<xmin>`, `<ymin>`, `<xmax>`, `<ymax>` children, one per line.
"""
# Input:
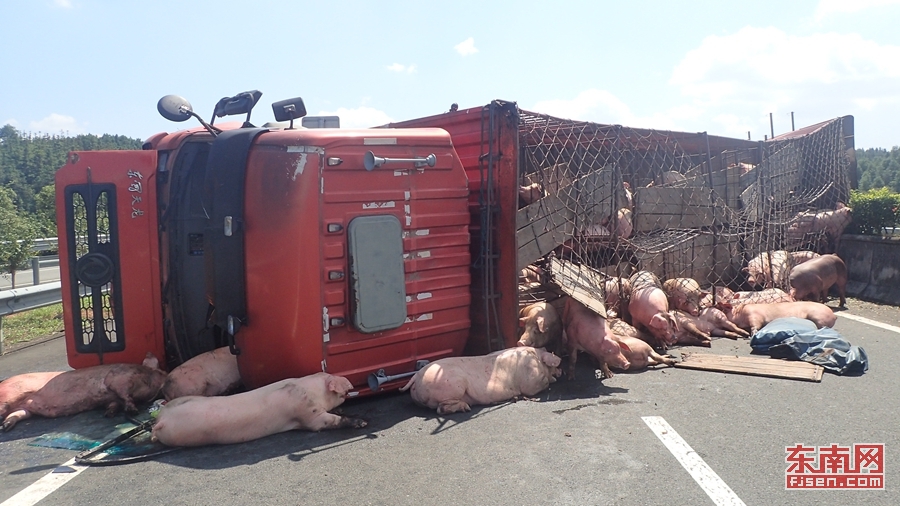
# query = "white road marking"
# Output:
<box><xmin>642</xmin><ymin>416</ymin><xmax>745</xmax><ymax>506</ymax></box>
<box><xmin>0</xmin><ymin>457</ymin><xmax>94</xmax><ymax>506</ymax></box>
<box><xmin>836</xmin><ymin>311</ymin><xmax>900</xmax><ymax>334</ymax></box>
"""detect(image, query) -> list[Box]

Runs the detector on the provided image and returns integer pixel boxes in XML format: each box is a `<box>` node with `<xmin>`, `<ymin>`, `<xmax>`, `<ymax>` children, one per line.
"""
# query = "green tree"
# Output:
<box><xmin>32</xmin><ymin>184</ymin><xmax>57</xmax><ymax>238</ymax></box>
<box><xmin>0</xmin><ymin>186</ymin><xmax>38</xmax><ymax>288</ymax></box>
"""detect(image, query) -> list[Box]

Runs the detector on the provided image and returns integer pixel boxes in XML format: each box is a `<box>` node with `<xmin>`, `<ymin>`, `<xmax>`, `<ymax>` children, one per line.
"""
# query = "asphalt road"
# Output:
<box><xmin>1</xmin><ymin>300</ymin><xmax>898</xmax><ymax>506</ymax></box>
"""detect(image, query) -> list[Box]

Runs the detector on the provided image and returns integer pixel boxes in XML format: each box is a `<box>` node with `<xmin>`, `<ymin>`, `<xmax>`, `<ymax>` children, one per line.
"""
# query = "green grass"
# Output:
<box><xmin>1</xmin><ymin>303</ymin><xmax>65</xmax><ymax>346</ymax></box>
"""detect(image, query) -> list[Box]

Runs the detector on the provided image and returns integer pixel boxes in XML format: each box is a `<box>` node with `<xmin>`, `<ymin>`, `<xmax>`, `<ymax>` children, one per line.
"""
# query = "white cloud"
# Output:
<box><xmin>454</xmin><ymin>37</ymin><xmax>478</xmax><ymax>56</ymax></box>
<box><xmin>29</xmin><ymin>113</ymin><xmax>85</xmax><ymax>135</ymax></box>
<box><xmin>530</xmin><ymin>89</ymin><xmax>699</xmax><ymax>131</ymax></box>
<box><xmin>814</xmin><ymin>0</ymin><xmax>900</xmax><ymax>21</ymax></box>
<box><xmin>316</xmin><ymin>106</ymin><xmax>394</xmax><ymax>129</ymax></box>
<box><xmin>54</xmin><ymin>0</ymin><xmax>73</xmax><ymax>8</ymax></box>
<box><xmin>386</xmin><ymin>63</ymin><xmax>417</xmax><ymax>74</ymax></box>
<box><xmin>666</xmin><ymin>26</ymin><xmax>900</xmax><ymax>139</ymax></box>
<box><xmin>3</xmin><ymin>119</ymin><xmax>19</xmax><ymax>127</ymax></box>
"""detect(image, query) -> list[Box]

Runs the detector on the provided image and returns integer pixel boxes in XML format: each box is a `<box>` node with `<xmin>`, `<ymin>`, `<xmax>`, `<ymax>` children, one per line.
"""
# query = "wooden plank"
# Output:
<box><xmin>674</xmin><ymin>353</ymin><xmax>824</xmax><ymax>382</ymax></box>
<box><xmin>547</xmin><ymin>257</ymin><xmax>607</xmax><ymax>318</ymax></box>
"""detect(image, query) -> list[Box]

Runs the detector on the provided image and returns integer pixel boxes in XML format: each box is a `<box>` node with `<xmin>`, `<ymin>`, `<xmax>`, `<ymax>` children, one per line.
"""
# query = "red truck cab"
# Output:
<box><xmin>55</xmin><ymin>92</ymin><xmax>472</xmax><ymax>392</ymax></box>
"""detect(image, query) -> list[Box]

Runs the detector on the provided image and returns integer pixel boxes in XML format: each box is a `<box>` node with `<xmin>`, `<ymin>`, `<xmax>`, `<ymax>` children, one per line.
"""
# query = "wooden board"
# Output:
<box><xmin>547</xmin><ymin>257</ymin><xmax>607</xmax><ymax>318</ymax></box>
<box><xmin>674</xmin><ymin>353</ymin><xmax>824</xmax><ymax>382</ymax></box>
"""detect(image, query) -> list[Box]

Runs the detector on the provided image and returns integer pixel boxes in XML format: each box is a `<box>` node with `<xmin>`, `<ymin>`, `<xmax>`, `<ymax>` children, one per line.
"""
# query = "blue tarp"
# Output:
<box><xmin>750</xmin><ymin>317</ymin><xmax>868</xmax><ymax>375</ymax></box>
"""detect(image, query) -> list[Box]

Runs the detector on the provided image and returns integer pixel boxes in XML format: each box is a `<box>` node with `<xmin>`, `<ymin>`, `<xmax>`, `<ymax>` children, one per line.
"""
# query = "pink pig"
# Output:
<box><xmin>562</xmin><ymin>297</ymin><xmax>631</xmax><ymax>379</ymax></box>
<box><xmin>400</xmin><ymin>346</ymin><xmax>562</xmax><ymax>415</ymax></box>
<box><xmin>1</xmin><ymin>372</ymin><xmax>64</xmax><ymax>431</ymax></box>
<box><xmin>628</xmin><ymin>271</ymin><xmax>677</xmax><ymax>349</ymax></box>
<box><xmin>163</xmin><ymin>346</ymin><xmax>243</xmax><ymax>400</ymax></box>
<box><xmin>723</xmin><ymin>301</ymin><xmax>837</xmax><ymax>335</ymax></box>
<box><xmin>151</xmin><ymin>372</ymin><xmax>365</xmax><ymax>446</ymax></box>
<box><xmin>1</xmin><ymin>353</ymin><xmax>166</xmax><ymax>431</ymax></box>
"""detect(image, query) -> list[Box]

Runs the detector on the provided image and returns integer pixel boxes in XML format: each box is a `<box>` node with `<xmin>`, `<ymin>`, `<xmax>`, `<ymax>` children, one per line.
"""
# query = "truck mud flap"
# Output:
<box><xmin>203</xmin><ymin>128</ymin><xmax>266</xmax><ymax>347</ymax></box>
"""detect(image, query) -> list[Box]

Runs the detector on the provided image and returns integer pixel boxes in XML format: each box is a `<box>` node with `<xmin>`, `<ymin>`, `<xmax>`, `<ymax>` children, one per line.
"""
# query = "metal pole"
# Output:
<box><xmin>0</xmin><ymin>315</ymin><xmax>4</xmax><ymax>355</ymax></box>
<box><xmin>769</xmin><ymin>113</ymin><xmax>774</xmax><ymax>139</ymax></box>
<box><xmin>747</xmin><ymin>131</ymin><xmax>751</xmax><ymax>140</ymax></box>
<box><xmin>32</xmin><ymin>257</ymin><xmax>40</xmax><ymax>286</ymax></box>
<box><xmin>791</xmin><ymin>112</ymin><xmax>795</xmax><ymax>131</ymax></box>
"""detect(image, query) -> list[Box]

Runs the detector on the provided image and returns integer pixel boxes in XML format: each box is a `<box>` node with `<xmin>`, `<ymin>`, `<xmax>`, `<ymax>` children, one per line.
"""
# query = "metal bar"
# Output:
<box><xmin>0</xmin><ymin>282</ymin><xmax>63</xmax><ymax>317</ymax></box>
<box><xmin>31</xmin><ymin>257</ymin><xmax>40</xmax><ymax>285</ymax></box>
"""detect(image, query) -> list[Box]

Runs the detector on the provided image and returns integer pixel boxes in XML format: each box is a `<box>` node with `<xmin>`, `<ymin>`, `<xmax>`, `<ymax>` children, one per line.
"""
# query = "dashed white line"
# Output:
<box><xmin>836</xmin><ymin>311</ymin><xmax>900</xmax><ymax>334</ymax></box>
<box><xmin>642</xmin><ymin>416</ymin><xmax>745</xmax><ymax>506</ymax></box>
<box><xmin>0</xmin><ymin>458</ymin><xmax>91</xmax><ymax>506</ymax></box>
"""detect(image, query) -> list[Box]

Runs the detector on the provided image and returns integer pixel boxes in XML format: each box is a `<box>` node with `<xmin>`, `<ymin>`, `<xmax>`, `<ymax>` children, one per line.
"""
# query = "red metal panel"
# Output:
<box><xmin>237</xmin><ymin>128</ymin><xmax>471</xmax><ymax>391</ymax></box>
<box><xmin>55</xmin><ymin>150</ymin><xmax>164</xmax><ymax>369</ymax></box>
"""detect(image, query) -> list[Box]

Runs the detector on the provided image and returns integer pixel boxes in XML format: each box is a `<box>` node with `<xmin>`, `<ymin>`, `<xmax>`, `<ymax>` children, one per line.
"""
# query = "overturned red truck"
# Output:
<box><xmin>55</xmin><ymin>90</ymin><xmax>856</xmax><ymax>394</ymax></box>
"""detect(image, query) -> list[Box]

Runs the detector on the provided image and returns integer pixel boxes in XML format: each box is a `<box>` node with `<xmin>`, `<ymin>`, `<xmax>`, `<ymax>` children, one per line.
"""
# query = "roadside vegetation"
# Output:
<box><xmin>1</xmin><ymin>303</ymin><xmax>64</xmax><ymax>349</ymax></box>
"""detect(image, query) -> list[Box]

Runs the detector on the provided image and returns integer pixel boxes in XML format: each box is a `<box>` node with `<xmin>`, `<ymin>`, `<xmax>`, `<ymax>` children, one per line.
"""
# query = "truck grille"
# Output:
<box><xmin>64</xmin><ymin>183</ymin><xmax>125</xmax><ymax>355</ymax></box>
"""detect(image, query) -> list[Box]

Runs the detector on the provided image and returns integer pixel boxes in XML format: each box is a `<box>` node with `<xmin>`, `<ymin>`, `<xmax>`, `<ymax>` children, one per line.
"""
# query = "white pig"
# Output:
<box><xmin>400</xmin><ymin>347</ymin><xmax>562</xmax><ymax>415</ymax></box>
<box><xmin>151</xmin><ymin>372</ymin><xmax>365</xmax><ymax>446</ymax></box>
<box><xmin>163</xmin><ymin>346</ymin><xmax>242</xmax><ymax>400</ymax></box>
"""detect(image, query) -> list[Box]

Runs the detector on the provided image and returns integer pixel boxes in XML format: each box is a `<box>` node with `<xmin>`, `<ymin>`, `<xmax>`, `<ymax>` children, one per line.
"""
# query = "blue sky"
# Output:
<box><xmin>2</xmin><ymin>0</ymin><xmax>899</xmax><ymax>148</ymax></box>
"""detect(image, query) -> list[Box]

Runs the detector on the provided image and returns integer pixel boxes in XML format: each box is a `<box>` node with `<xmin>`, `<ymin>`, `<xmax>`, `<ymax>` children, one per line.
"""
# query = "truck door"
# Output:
<box><xmin>55</xmin><ymin>150</ymin><xmax>164</xmax><ymax>368</ymax></box>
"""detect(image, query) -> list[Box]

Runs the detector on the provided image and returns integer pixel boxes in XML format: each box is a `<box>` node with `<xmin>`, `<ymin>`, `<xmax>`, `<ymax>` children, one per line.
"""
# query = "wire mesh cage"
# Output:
<box><xmin>515</xmin><ymin>109</ymin><xmax>854</xmax><ymax>312</ymax></box>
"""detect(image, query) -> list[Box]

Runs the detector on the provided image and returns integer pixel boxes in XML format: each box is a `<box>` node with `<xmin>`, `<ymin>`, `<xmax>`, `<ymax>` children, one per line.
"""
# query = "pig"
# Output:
<box><xmin>1</xmin><ymin>372</ymin><xmax>64</xmax><ymax>431</ymax></box>
<box><xmin>1</xmin><ymin>353</ymin><xmax>166</xmax><ymax>432</ymax></box>
<box><xmin>399</xmin><ymin>347</ymin><xmax>562</xmax><ymax>415</ymax></box>
<box><xmin>786</xmin><ymin>203</ymin><xmax>853</xmax><ymax>252</ymax></box>
<box><xmin>608</xmin><ymin>319</ymin><xmax>676</xmax><ymax>370</ymax></box>
<box><xmin>518</xmin><ymin>302</ymin><xmax>563</xmax><ymax>351</ymax></box>
<box><xmin>518</xmin><ymin>182</ymin><xmax>545</xmax><ymax>207</ymax></box>
<box><xmin>670</xmin><ymin>311</ymin><xmax>712</xmax><ymax>347</ymax></box>
<box><xmin>601</xmin><ymin>208</ymin><xmax>633</xmax><ymax>239</ymax></box>
<box><xmin>731</xmin><ymin>288</ymin><xmax>794</xmax><ymax>306</ymax></box>
<box><xmin>562</xmin><ymin>297</ymin><xmax>631</xmax><ymax>379</ymax></box>
<box><xmin>788</xmin><ymin>254</ymin><xmax>847</xmax><ymax>307</ymax></box>
<box><xmin>151</xmin><ymin>372</ymin><xmax>365</xmax><ymax>446</ymax></box>
<box><xmin>723</xmin><ymin>301</ymin><xmax>836</xmax><ymax>335</ymax></box>
<box><xmin>604</xmin><ymin>277</ymin><xmax>632</xmax><ymax>318</ymax></box>
<box><xmin>519</xmin><ymin>264</ymin><xmax>544</xmax><ymax>284</ymax></box>
<box><xmin>790</xmin><ymin>250</ymin><xmax>820</xmax><ymax>265</ymax></box>
<box><xmin>622</xmin><ymin>182</ymin><xmax>634</xmax><ymax>210</ymax></box>
<box><xmin>663</xmin><ymin>277</ymin><xmax>709</xmax><ymax>316</ymax></box>
<box><xmin>609</xmin><ymin>334</ymin><xmax>676</xmax><ymax>371</ymax></box>
<box><xmin>162</xmin><ymin>346</ymin><xmax>243</xmax><ymax>400</ymax></box>
<box><xmin>627</xmin><ymin>271</ymin><xmax>677</xmax><ymax>350</ymax></box>
<box><xmin>700</xmin><ymin>285</ymin><xmax>735</xmax><ymax>310</ymax></box>
<box><xmin>744</xmin><ymin>250</ymin><xmax>791</xmax><ymax>289</ymax></box>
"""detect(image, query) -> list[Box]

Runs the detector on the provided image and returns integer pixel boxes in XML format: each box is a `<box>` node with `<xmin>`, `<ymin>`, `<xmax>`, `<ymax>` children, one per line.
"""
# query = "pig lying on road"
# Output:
<box><xmin>1</xmin><ymin>372</ymin><xmax>64</xmax><ymax>431</ymax></box>
<box><xmin>163</xmin><ymin>346</ymin><xmax>243</xmax><ymax>400</ymax></box>
<box><xmin>1</xmin><ymin>353</ymin><xmax>166</xmax><ymax>431</ymax></box>
<box><xmin>605</xmin><ymin>324</ymin><xmax>676</xmax><ymax>371</ymax></box>
<box><xmin>400</xmin><ymin>347</ymin><xmax>561</xmax><ymax>415</ymax></box>
<box><xmin>723</xmin><ymin>301</ymin><xmax>836</xmax><ymax>335</ymax></box>
<box><xmin>152</xmin><ymin>372</ymin><xmax>365</xmax><ymax>446</ymax></box>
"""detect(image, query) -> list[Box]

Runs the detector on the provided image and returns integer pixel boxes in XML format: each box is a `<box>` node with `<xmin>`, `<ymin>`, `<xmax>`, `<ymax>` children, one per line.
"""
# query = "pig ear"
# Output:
<box><xmin>327</xmin><ymin>377</ymin><xmax>341</xmax><ymax>394</ymax></box>
<box><xmin>618</xmin><ymin>341</ymin><xmax>632</xmax><ymax>354</ymax></box>
<box><xmin>142</xmin><ymin>352</ymin><xmax>159</xmax><ymax>370</ymax></box>
<box><xmin>518</xmin><ymin>317</ymin><xmax>527</xmax><ymax>328</ymax></box>
<box><xmin>536</xmin><ymin>316</ymin><xmax>546</xmax><ymax>333</ymax></box>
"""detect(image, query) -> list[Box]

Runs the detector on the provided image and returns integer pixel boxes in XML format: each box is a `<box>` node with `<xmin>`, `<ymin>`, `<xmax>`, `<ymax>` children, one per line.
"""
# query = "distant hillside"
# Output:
<box><xmin>0</xmin><ymin>124</ymin><xmax>143</xmax><ymax>213</ymax></box>
<box><xmin>856</xmin><ymin>147</ymin><xmax>900</xmax><ymax>192</ymax></box>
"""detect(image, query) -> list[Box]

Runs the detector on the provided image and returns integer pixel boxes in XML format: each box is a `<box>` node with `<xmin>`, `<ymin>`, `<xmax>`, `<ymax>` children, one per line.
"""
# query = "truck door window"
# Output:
<box><xmin>347</xmin><ymin>215</ymin><xmax>407</xmax><ymax>333</ymax></box>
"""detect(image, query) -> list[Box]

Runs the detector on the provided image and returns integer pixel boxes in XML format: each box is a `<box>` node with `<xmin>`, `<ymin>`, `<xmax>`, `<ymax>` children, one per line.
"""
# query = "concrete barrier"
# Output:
<box><xmin>837</xmin><ymin>234</ymin><xmax>900</xmax><ymax>305</ymax></box>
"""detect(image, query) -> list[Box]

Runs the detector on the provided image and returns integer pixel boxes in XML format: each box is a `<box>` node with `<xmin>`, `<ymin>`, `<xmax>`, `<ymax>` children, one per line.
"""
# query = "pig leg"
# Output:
<box><xmin>677</xmin><ymin>333</ymin><xmax>711</xmax><ymax>347</ymax></box>
<box><xmin>437</xmin><ymin>400</ymin><xmax>472</xmax><ymax>415</ymax></box>
<box><xmin>566</xmin><ymin>348</ymin><xmax>579</xmax><ymax>381</ymax></box>
<box><xmin>599</xmin><ymin>360</ymin><xmax>614</xmax><ymax>379</ymax></box>
<box><xmin>647</xmin><ymin>352</ymin><xmax>676</xmax><ymax>367</ymax></box>
<box><xmin>2</xmin><ymin>409</ymin><xmax>31</xmax><ymax>431</ymax></box>
<box><xmin>307</xmin><ymin>412</ymin><xmax>368</xmax><ymax>431</ymax></box>
<box><xmin>708</xmin><ymin>329</ymin><xmax>743</xmax><ymax>340</ymax></box>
